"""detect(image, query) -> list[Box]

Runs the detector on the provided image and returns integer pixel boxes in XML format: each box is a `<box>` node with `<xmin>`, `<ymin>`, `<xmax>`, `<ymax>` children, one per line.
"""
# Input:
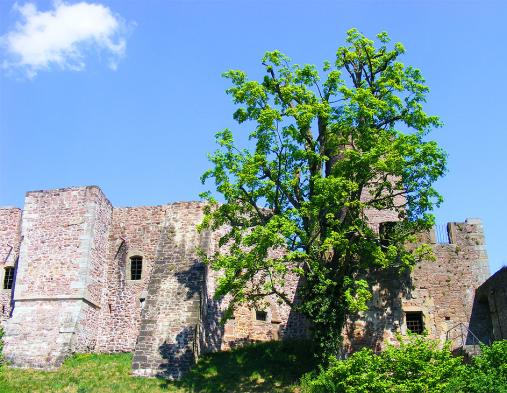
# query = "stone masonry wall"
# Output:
<box><xmin>96</xmin><ymin>205</ymin><xmax>166</xmax><ymax>352</ymax></box>
<box><xmin>0</xmin><ymin>184</ymin><xmax>496</xmax><ymax>377</ymax></box>
<box><xmin>211</xmin><ymin>191</ymin><xmax>403</xmax><ymax>350</ymax></box>
<box><xmin>199</xmin><ymin>229</ymin><xmax>310</xmax><ymax>353</ymax></box>
<box><xmin>73</xmin><ymin>187</ymin><xmax>112</xmax><ymax>352</ymax></box>
<box><xmin>343</xmin><ymin>219</ymin><xmax>490</xmax><ymax>352</ymax></box>
<box><xmin>478</xmin><ymin>266</ymin><xmax>507</xmax><ymax>341</ymax></box>
<box><xmin>132</xmin><ymin>202</ymin><xmax>209</xmax><ymax>379</ymax></box>
<box><xmin>3</xmin><ymin>186</ymin><xmax>112</xmax><ymax>367</ymax></box>
<box><xmin>0</xmin><ymin>207</ymin><xmax>21</xmax><ymax>323</ymax></box>
<box><xmin>217</xmin><ymin>276</ymin><xmax>309</xmax><ymax>350</ymax></box>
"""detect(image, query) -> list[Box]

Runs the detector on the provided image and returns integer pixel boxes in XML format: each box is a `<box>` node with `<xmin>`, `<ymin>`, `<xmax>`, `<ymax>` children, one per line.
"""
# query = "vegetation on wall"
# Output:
<box><xmin>200</xmin><ymin>28</ymin><xmax>447</xmax><ymax>360</ymax></box>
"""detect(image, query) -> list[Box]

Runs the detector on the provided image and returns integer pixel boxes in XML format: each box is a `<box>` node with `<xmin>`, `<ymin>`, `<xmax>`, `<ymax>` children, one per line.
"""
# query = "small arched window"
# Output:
<box><xmin>130</xmin><ymin>256</ymin><xmax>143</xmax><ymax>281</ymax></box>
<box><xmin>3</xmin><ymin>266</ymin><xmax>14</xmax><ymax>289</ymax></box>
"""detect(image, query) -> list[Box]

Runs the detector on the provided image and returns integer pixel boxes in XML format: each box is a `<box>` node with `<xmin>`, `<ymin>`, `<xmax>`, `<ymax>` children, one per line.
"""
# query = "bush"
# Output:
<box><xmin>300</xmin><ymin>337</ymin><xmax>507</xmax><ymax>393</ymax></box>
<box><xmin>447</xmin><ymin>340</ymin><xmax>507</xmax><ymax>393</ymax></box>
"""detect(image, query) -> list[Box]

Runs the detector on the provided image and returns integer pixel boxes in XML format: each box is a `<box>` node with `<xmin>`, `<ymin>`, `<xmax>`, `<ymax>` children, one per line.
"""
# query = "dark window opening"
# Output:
<box><xmin>3</xmin><ymin>266</ymin><xmax>14</xmax><ymax>290</ymax></box>
<box><xmin>379</xmin><ymin>221</ymin><xmax>397</xmax><ymax>248</ymax></box>
<box><xmin>255</xmin><ymin>310</ymin><xmax>267</xmax><ymax>321</ymax></box>
<box><xmin>406</xmin><ymin>311</ymin><xmax>424</xmax><ymax>334</ymax></box>
<box><xmin>130</xmin><ymin>256</ymin><xmax>143</xmax><ymax>280</ymax></box>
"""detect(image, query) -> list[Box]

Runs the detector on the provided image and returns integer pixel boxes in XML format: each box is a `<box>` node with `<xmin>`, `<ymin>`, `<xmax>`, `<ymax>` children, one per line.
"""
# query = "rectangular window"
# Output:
<box><xmin>379</xmin><ymin>221</ymin><xmax>397</xmax><ymax>248</ymax></box>
<box><xmin>406</xmin><ymin>311</ymin><xmax>424</xmax><ymax>334</ymax></box>
<box><xmin>3</xmin><ymin>267</ymin><xmax>14</xmax><ymax>290</ymax></box>
<box><xmin>255</xmin><ymin>310</ymin><xmax>267</xmax><ymax>321</ymax></box>
<box><xmin>130</xmin><ymin>256</ymin><xmax>143</xmax><ymax>280</ymax></box>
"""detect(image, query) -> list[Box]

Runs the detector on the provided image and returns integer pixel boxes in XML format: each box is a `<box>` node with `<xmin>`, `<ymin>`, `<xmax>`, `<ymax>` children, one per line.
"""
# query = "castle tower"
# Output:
<box><xmin>342</xmin><ymin>218</ymin><xmax>492</xmax><ymax>352</ymax></box>
<box><xmin>3</xmin><ymin>186</ymin><xmax>112</xmax><ymax>368</ymax></box>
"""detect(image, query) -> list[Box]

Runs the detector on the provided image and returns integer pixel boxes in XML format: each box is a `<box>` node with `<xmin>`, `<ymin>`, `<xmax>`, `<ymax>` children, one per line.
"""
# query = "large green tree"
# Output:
<box><xmin>199</xmin><ymin>29</ymin><xmax>446</xmax><ymax>360</ymax></box>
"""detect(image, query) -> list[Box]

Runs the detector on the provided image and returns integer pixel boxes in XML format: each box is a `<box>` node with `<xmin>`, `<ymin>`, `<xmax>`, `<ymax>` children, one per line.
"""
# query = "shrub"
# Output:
<box><xmin>300</xmin><ymin>336</ymin><xmax>466</xmax><ymax>393</ymax></box>
<box><xmin>447</xmin><ymin>340</ymin><xmax>507</xmax><ymax>393</ymax></box>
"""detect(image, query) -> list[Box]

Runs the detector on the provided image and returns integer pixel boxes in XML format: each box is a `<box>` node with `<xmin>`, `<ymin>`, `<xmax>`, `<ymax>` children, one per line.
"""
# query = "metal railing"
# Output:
<box><xmin>435</xmin><ymin>224</ymin><xmax>450</xmax><ymax>244</ymax></box>
<box><xmin>445</xmin><ymin>322</ymin><xmax>484</xmax><ymax>356</ymax></box>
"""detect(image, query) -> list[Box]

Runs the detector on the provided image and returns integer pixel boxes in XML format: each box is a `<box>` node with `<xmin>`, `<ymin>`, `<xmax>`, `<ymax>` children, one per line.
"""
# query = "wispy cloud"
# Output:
<box><xmin>1</xmin><ymin>1</ymin><xmax>130</xmax><ymax>78</ymax></box>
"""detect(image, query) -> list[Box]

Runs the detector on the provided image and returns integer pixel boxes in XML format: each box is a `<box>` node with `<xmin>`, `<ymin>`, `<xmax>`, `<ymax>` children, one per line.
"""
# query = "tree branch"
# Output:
<box><xmin>239</xmin><ymin>185</ymin><xmax>270</xmax><ymax>223</ymax></box>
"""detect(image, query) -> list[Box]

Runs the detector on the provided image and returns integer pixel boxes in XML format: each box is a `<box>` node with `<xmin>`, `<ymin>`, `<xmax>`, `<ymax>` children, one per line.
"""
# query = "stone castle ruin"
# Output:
<box><xmin>0</xmin><ymin>186</ymin><xmax>505</xmax><ymax>378</ymax></box>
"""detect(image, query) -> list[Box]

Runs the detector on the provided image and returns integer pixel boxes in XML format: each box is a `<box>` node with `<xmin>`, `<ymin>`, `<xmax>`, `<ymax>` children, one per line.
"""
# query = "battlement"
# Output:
<box><xmin>429</xmin><ymin>218</ymin><xmax>486</xmax><ymax>247</ymax></box>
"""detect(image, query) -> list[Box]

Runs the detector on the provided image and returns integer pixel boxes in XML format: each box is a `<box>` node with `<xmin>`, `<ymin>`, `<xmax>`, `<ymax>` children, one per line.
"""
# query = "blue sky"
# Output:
<box><xmin>0</xmin><ymin>0</ymin><xmax>505</xmax><ymax>274</ymax></box>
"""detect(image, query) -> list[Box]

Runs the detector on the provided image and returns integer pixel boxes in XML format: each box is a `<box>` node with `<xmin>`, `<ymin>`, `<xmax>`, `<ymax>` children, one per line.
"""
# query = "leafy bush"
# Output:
<box><xmin>447</xmin><ymin>340</ymin><xmax>507</xmax><ymax>393</ymax></box>
<box><xmin>301</xmin><ymin>337</ymin><xmax>507</xmax><ymax>393</ymax></box>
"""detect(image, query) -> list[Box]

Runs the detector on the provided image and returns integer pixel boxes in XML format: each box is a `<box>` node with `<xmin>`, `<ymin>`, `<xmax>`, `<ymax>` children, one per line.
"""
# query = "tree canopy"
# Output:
<box><xmin>199</xmin><ymin>29</ymin><xmax>447</xmax><ymax>360</ymax></box>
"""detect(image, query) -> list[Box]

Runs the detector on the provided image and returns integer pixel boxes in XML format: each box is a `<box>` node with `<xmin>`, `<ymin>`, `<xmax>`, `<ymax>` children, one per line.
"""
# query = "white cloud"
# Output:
<box><xmin>1</xmin><ymin>1</ymin><xmax>130</xmax><ymax>78</ymax></box>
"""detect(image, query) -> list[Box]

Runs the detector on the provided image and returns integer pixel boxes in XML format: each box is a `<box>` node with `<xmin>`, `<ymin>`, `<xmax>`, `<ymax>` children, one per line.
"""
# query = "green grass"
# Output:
<box><xmin>0</xmin><ymin>340</ymin><xmax>316</xmax><ymax>393</ymax></box>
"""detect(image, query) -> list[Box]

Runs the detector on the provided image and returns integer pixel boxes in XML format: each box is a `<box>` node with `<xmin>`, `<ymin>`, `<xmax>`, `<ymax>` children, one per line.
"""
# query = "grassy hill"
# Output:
<box><xmin>0</xmin><ymin>340</ymin><xmax>316</xmax><ymax>393</ymax></box>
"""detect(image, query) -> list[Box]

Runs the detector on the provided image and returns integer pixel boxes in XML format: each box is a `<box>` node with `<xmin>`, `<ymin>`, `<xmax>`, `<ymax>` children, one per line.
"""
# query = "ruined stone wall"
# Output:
<box><xmin>73</xmin><ymin>187</ymin><xmax>112</xmax><ymax>352</ymax></box>
<box><xmin>96</xmin><ymin>205</ymin><xmax>166</xmax><ymax>352</ymax></box>
<box><xmin>198</xmin><ymin>263</ymin><xmax>223</xmax><ymax>353</ymax></box>
<box><xmin>14</xmin><ymin>188</ymin><xmax>90</xmax><ymax>299</ymax></box>
<box><xmin>217</xmin><ymin>277</ymin><xmax>309</xmax><ymax>350</ymax></box>
<box><xmin>0</xmin><ymin>184</ymin><xmax>495</xmax><ymax>376</ymax></box>
<box><xmin>344</xmin><ymin>219</ymin><xmax>490</xmax><ymax>352</ymax></box>
<box><xmin>478</xmin><ymin>266</ymin><xmax>507</xmax><ymax>341</ymax></box>
<box><xmin>205</xmin><ymin>195</ymin><xmax>404</xmax><ymax>350</ymax></box>
<box><xmin>0</xmin><ymin>207</ymin><xmax>21</xmax><ymax>323</ymax></box>
<box><xmin>362</xmin><ymin>180</ymin><xmax>405</xmax><ymax>232</ymax></box>
<box><xmin>132</xmin><ymin>202</ymin><xmax>208</xmax><ymax>379</ymax></box>
<box><xmin>409</xmin><ymin>220</ymin><xmax>489</xmax><ymax>345</ymax></box>
<box><xmin>3</xmin><ymin>186</ymin><xmax>112</xmax><ymax>367</ymax></box>
<box><xmin>198</xmin><ymin>228</ymin><xmax>309</xmax><ymax>353</ymax></box>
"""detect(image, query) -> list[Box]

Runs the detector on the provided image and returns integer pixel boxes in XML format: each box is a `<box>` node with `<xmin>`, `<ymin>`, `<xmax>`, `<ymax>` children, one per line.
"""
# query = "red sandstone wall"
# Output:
<box><xmin>479</xmin><ymin>267</ymin><xmax>507</xmax><ymax>340</ymax></box>
<box><xmin>3</xmin><ymin>186</ymin><xmax>113</xmax><ymax>368</ymax></box>
<box><xmin>198</xmin><ymin>226</ymin><xmax>310</xmax><ymax>352</ymax></box>
<box><xmin>343</xmin><ymin>219</ymin><xmax>490</xmax><ymax>352</ymax></box>
<box><xmin>409</xmin><ymin>220</ymin><xmax>489</xmax><ymax>342</ymax></box>
<box><xmin>217</xmin><ymin>277</ymin><xmax>309</xmax><ymax>350</ymax></box>
<box><xmin>0</xmin><ymin>207</ymin><xmax>22</xmax><ymax>323</ymax></box>
<box><xmin>85</xmin><ymin>187</ymin><xmax>113</xmax><ymax>307</ymax></box>
<box><xmin>14</xmin><ymin>188</ymin><xmax>94</xmax><ymax>299</ymax></box>
<box><xmin>1</xmin><ymin>183</ymin><xmax>494</xmax><ymax>373</ymax></box>
<box><xmin>96</xmin><ymin>205</ymin><xmax>167</xmax><ymax>352</ymax></box>
<box><xmin>132</xmin><ymin>202</ymin><xmax>209</xmax><ymax>378</ymax></box>
<box><xmin>73</xmin><ymin>187</ymin><xmax>112</xmax><ymax>352</ymax></box>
